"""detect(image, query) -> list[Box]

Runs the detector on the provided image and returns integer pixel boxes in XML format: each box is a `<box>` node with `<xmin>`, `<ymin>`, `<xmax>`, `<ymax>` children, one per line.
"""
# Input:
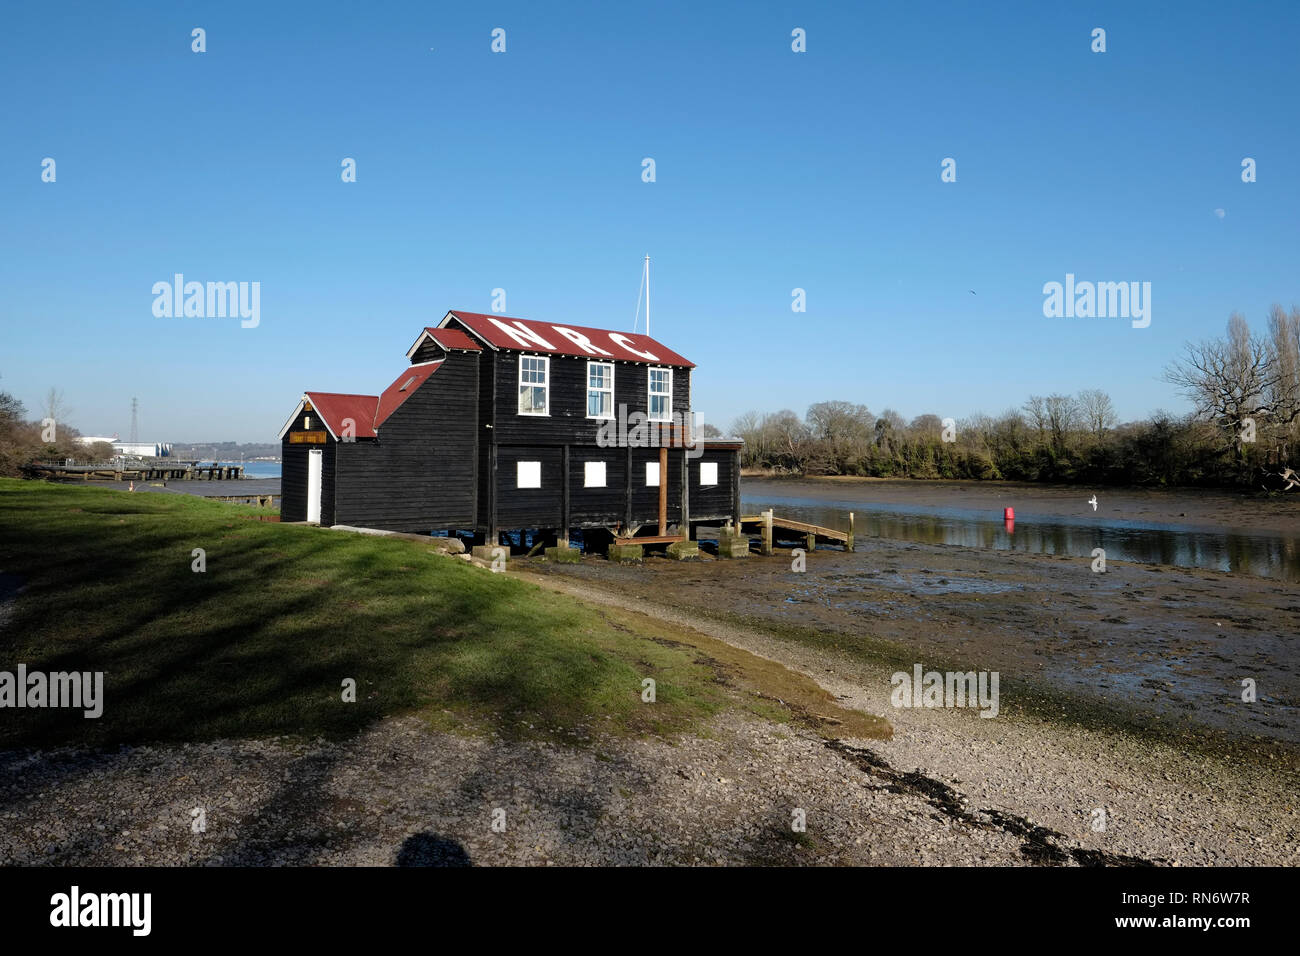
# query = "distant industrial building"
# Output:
<box><xmin>76</xmin><ymin>436</ymin><xmax>174</xmax><ymax>457</ymax></box>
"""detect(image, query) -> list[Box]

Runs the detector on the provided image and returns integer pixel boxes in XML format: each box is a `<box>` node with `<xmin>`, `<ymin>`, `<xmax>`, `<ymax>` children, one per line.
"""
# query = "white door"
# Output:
<box><xmin>307</xmin><ymin>449</ymin><xmax>322</xmax><ymax>524</ymax></box>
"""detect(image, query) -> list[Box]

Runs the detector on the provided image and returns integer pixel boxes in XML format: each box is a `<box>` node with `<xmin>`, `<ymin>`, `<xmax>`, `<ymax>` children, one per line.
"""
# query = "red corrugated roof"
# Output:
<box><xmin>304</xmin><ymin>392</ymin><xmax>379</xmax><ymax>440</ymax></box>
<box><xmin>294</xmin><ymin>311</ymin><xmax>691</xmax><ymax>441</ymax></box>
<box><xmin>375</xmin><ymin>361</ymin><xmax>442</xmax><ymax>428</ymax></box>
<box><xmin>425</xmin><ymin>327</ymin><xmax>482</xmax><ymax>352</ymax></box>
<box><xmin>443</xmin><ymin>311</ymin><xmax>694</xmax><ymax>367</ymax></box>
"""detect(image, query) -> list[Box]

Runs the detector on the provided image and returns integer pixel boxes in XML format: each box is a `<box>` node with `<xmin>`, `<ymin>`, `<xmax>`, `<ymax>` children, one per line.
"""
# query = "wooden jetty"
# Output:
<box><xmin>738</xmin><ymin>509</ymin><xmax>854</xmax><ymax>555</ymax></box>
<box><xmin>25</xmin><ymin>460</ymin><xmax>246</xmax><ymax>482</ymax></box>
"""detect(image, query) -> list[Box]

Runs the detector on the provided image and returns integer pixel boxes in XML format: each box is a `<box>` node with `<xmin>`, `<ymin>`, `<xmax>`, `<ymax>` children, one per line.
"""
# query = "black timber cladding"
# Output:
<box><xmin>280</xmin><ymin>404</ymin><xmax>337</xmax><ymax>527</ymax></box>
<box><xmin>280</xmin><ymin>316</ymin><xmax>741</xmax><ymax>538</ymax></box>
<box><xmin>334</xmin><ymin>353</ymin><xmax>478</xmax><ymax>532</ymax></box>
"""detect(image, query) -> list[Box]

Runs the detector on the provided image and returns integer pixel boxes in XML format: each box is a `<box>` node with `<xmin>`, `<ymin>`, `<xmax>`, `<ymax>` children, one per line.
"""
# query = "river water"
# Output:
<box><xmin>741</xmin><ymin>492</ymin><xmax>1300</xmax><ymax>582</ymax></box>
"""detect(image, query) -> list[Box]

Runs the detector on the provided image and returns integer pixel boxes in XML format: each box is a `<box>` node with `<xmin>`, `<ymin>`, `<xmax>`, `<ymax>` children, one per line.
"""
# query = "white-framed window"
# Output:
<box><xmin>586</xmin><ymin>361</ymin><xmax>614</xmax><ymax>419</ymax></box>
<box><xmin>645</xmin><ymin>461</ymin><xmax>660</xmax><ymax>486</ymax></box>
<box><xmin>699</xmin><ymin>462</ymin><xmax>718</xmax><ymax>486</ymax></box>
<box><xmin>648</xmin><ymin>367</ymin><xmax>672</xmax><ymax>422</ymax></box>
<box><xmin>584</xmin><ymin>461</ymin><xmax>606</xmax><ymax>487</ymax></box>
<box><xmin>517</xmin><ymin>460</ymin><xmax>541</xmax><ymax>488</ymax></box>
<box><xmin>518</xmin><ymin>356</ymin><xmax>549</xmax><ymax>415</ymax></box>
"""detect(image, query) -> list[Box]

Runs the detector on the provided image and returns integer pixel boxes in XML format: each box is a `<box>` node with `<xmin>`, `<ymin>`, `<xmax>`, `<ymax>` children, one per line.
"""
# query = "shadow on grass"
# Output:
<box><xmin>0</xmin><ymin>482</ymin><xmax>725</xmax><ymax>757</ymax></box>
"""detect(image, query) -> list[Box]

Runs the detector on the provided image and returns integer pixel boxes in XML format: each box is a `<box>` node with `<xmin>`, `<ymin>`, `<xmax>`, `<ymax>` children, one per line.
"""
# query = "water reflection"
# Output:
<box><xmin>743</xmin><ymin>494</ymin><xmax>1300</xmax><ymax>581</ymax></box>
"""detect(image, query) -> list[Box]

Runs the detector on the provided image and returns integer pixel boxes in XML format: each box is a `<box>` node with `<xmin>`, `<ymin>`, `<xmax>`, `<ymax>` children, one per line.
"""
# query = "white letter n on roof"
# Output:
<box><xmin>486</xmin><ymin>318</ymin><xmax>556</xmax><ymax>351</ymax></box>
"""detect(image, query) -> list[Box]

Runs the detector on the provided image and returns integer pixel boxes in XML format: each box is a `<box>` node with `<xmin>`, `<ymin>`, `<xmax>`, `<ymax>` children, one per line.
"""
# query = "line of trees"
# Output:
<box><xmin>733</xmin><ymin>308</ymin><xmax>1300</xmax><ymax>489</ymax></box>
<box><xmin>0</xmin><ymin>387</ymin><xmax>112</xmax><ymax>477</ymax></box>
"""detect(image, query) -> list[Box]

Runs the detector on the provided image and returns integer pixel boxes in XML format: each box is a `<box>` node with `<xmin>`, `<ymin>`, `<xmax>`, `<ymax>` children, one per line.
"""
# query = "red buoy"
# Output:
<box><xmin>1003</xmin><ymin>506</ymin><xmax>1014</xmax><ymax>520</ymax></box>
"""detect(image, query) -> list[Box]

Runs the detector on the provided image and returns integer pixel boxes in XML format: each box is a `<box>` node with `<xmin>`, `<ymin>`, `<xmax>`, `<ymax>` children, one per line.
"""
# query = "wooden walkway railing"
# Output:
<box><xmin>738</xmin><ymin>509</ymin><xmax>854</xmax><ymax>553</ymax></box>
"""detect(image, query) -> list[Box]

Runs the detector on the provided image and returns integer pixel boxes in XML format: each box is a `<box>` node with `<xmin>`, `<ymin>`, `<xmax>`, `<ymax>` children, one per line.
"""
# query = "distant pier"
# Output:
<box><xmin>25</xmin><ymin>460</ymin><xmax>246</xmax><ymax>482</ymax></box>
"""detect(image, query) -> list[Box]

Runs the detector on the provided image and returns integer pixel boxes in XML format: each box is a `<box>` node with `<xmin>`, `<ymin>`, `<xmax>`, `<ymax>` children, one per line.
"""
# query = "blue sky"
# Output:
<box><xmin>1</xmin><ymin>1</ymin><xmax>1296</xmax><ymax>442</ymax></box>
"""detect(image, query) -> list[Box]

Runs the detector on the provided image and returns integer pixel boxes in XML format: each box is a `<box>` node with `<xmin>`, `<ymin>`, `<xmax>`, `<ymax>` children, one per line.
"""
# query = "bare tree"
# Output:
<box><xmin>806</xmin><ymin>401</ymin><xmax>873</xmax><ymax>472</ymax></box>
<box><xmin>0</xmin><ymin>390</ymin><xmax>37</xmax><ymax>477</ymax></box>
<box><xmin>1264</xmin><ymin>305</ymin><xmax>1300</xmax><ymax>462</ymax></box>
<box><xmin>1076</xmin><ymin>389</ymin><xmax>1117</xmax><ymax>437</ymax></box>
<box><xmin>961</xmin><ymin>411</ymin><xmax>996</xmax><ymax>450</ymax></box>
<box><xmin>909</xmin><ymin>413</ymin><xmax>944</xmax><ymax>434</ymax></box>
<box><xmin>1164</xmin><ymin>314</ymin><xmax>1274</xmax><ymax>460</ymax></box>
<box><xmin>731</xmin><ymin>410</ymin><xmax>765</xmax><ymax>466</ymax></box>
<box><xmin>1022</xmin><ymin>395</ymin><xmax>1049</xmax><ymax>439</ymax></box>
<box><xmin>1045</xmin><ymin>394</ymin><xmax>1079</xmax><ymax>453</ymax></box>
<box><xmin>42</xmin><ymin>387</ymin><xmax>72</xmax><ymax>426</ymax></box>
<box><xmin>1025</xmin><ymin>394</ymin><xmax>1078</xmax><ymax>453</ymax></box>
<box><xmin>806</xmin><ymin>401</ymin><xmax>873</xmax><ymax>442</ymax></box>
<box><xmin>0</xmin><ymin>390</ymin><xmax>24</xmax><ymax>427</ymax></box>
<box><xmin>732</xmin><ymin>410</ymin><xmax>762</xmax><ymax>436</ymax></box>
<box><xmin>761</xmin><ymin>409</ymin><xmax>809</xmax><ymax>469</ymax></box>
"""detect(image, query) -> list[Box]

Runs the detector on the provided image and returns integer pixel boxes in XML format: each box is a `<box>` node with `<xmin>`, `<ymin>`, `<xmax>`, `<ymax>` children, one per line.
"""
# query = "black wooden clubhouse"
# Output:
<box><xmin>278</xmin><ymin>310</ymin><xmax>742</xmax><ymax>549</ymax></box>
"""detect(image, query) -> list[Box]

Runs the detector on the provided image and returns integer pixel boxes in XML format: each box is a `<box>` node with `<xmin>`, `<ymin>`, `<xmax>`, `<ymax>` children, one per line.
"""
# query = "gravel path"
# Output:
<box><xmin>2</xmin><ymin>566</ymin><xmax>1294</xmax><ymax>866</ymax></box>
<box><xmin>520</xmin><ymin>572</ymin><xmax>1299</xmax><ymax>866</ymax></box>
<box><xmin>0</xmin><ymin>707</ymin><xmax>1191</xmax><ymax>867</ymax></box>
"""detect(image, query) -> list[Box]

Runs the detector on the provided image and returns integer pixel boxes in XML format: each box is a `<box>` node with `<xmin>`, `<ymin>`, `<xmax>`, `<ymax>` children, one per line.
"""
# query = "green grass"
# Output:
<box><xmin>0</xmin><ymin>480</ymin><xmax>742</xmax><ymax>748</ymax></box>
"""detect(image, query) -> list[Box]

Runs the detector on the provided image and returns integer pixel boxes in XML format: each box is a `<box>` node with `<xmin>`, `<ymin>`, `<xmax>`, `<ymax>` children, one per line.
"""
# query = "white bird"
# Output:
<box><xmin>1088</xmin><ymin>495</ymin><xmax>1098</xmax><ymax>511</ymax></box>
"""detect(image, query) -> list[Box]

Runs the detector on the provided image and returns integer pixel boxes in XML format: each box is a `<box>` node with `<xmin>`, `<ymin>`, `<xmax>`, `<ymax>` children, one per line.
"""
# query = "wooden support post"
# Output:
<box><xmin>807</xmin><ymin>531</ymin><xmax>816</xmax><ymax>552</ymax></box>
<box><xmin>624</xmin><ymin>445</ymin><xmax>633</xmax><ymax>530</ymax></box>
<box><xmin>488</xmin><ymin>442</ymin><xmax>498</xmax><ymax>542</ymax></box>
<box><xmin>761</xmin><ymin>508</ymin><xmax>774</xmax><ymax>556</ymax></box>
<box><xmin>680</xmin><ymin>448</ymin><xmax>690</xmax><ymax>538</ymax></box>
<box><xmin>561</xmin><ymin>444</ymin><xmax>571</xmax><ymax>546</ymax></box>
<box><xmin>657</xmin><ymin>446</ymin><xmax>668</xmax><ymax>535</ymax></box>
<box><xmin>731</xmin><ymin>454</ymin><xmax>741</xmax><ymax>527</ymax></box>
<box><xmin>847</xmin><ymin>512</ymin><xmax>855</xmax><ymax>551</ymax></box>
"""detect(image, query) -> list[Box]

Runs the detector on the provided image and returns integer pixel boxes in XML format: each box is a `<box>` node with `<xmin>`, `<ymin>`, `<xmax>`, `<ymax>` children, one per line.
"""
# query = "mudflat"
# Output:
<box><xmin>514</xmin><ymin>483</ymin><xmax>1299</xmax><ymax>864</ymax></box>
<box><xmin>532</xmin><ymin>536</ymin><xmax>1299</xmax><ymax>746</ymax></box>
<box><xmin>744</xmin><ymin>476</ymin><xmax>1300</xmax><ymax>534</ymax></box>
<box><xmin>522</xmin><ymin>530</ymin><xmax>1299</xmax><ymax>865</ymax></box>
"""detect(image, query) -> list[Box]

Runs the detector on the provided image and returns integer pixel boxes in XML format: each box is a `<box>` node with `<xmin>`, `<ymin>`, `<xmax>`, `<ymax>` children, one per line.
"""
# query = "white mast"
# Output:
<box><xmin>633</xmin><ymin>255</ymin><xmax>652</xmax><ymax>335</ymax></box>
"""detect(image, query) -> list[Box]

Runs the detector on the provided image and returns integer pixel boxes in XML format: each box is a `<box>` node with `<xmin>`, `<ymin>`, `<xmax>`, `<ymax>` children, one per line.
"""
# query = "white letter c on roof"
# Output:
<box><xmin>608</xmin><ymin>332</ymin><xmax>659</xmax><ymax>362</ymax></box>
